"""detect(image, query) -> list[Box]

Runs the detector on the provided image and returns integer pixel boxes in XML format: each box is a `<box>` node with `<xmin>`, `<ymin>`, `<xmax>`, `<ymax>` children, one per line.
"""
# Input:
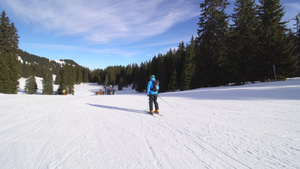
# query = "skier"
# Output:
<box><xmin>147</xmin><ymin>75</ymin><xmax>159</xmax><ymax>114</ymax></box>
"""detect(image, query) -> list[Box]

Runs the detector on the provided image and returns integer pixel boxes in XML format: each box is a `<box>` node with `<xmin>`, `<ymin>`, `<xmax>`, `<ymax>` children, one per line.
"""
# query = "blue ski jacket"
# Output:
<box><xmin>147</xmin><ymin>77</ymin><xmax>158</xmax><ymax>96</ymax></box>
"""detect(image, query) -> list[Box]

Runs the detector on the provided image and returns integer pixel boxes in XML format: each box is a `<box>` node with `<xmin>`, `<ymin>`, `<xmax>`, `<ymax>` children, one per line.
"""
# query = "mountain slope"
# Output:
<box><xmin>0</xmin><ymin>78</ymin><xmax>299</xmax><ymax>168</ymax></box>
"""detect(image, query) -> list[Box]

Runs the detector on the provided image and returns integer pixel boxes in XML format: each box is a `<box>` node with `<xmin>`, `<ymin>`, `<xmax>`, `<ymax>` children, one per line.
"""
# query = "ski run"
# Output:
<box><xmin>0</xmin><ymin>77</ymin><xmax>299</xmax><ymax>169</ymax></box>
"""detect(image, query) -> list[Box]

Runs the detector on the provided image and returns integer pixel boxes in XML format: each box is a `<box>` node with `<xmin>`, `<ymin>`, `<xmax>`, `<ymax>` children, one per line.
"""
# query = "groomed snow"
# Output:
<box><xmin>0</xmin><ymin>78</ymin><xmax>299</xmax><ymax>168</ymax></box>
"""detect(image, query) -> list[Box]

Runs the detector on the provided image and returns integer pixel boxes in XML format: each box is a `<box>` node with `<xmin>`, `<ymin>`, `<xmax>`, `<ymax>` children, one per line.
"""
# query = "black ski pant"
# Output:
<box><xmin>149</xmin><ymin>94</ymin><xmax>159</xmax><ymax>111</ymax></box>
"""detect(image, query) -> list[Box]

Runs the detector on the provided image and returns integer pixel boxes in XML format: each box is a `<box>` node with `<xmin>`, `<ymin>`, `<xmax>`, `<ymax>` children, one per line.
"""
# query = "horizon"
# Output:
<box><xmin>1</xmin><ymin>0</ymin><xmax>300</xmax><ymax>70</ymax></box>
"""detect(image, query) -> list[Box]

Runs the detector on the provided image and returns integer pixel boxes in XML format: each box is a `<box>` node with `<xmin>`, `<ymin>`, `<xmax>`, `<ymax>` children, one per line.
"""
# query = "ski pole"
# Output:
<box><xmin>158</xmin><ymin>95</ymin><xmax>174</xmax><ymax>108</ymax></box>
<box><xmin>145</xmin><ymin>95</ymin><xmax>149</xmax><ymax>111</ymax></box>
<box><xmin>147</xmin><ymin>96</ymin><xmax>149</xmax><ymax>111</ymax></box>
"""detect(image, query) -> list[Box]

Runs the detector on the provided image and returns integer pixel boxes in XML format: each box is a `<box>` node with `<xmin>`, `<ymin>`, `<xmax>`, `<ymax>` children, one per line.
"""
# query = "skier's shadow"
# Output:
<box><xmin>86</xmin><ymin>103</ymin><xmax>147</xmax><ymax>115</ymax></box>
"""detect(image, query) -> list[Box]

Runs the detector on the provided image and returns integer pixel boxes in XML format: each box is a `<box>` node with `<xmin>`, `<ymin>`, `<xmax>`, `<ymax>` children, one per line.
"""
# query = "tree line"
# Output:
<box><xmin>1</xmin><ymin>0</ymin><xmax>300</xmax><ymax>95</ymax></box>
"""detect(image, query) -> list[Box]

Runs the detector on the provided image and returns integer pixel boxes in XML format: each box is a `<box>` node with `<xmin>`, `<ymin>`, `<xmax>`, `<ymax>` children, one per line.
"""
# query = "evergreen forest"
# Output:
<box><xmin>1</xmin><ymin>0</ymin><xmax>300</xmax><ymax>95</ymax></box>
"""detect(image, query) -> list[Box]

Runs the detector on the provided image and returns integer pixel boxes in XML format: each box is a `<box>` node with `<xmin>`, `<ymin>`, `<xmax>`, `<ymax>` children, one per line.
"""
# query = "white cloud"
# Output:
<box><xmin>284</xmin><ymin>3</ymin><xmax>300</xmax><ymax>10</ymax></box>
<box><xmin>6</xmin><ymin>0</ymin><xmax>198</xmax><ymax>44</ymax></box>
<box><xmin>283</xmin><ymin>2</ymin><xmax>300</xmax><ymax>29</ymax></box>
<box><xmin>22</xmin><ymin>43</ymin><xmax>137</xmax><ymax>58</ymax></box>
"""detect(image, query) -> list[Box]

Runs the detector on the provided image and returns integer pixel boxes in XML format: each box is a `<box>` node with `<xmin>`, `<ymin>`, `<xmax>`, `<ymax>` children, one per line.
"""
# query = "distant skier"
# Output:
<box><xmin>147</xmin><ymin>75</ymin><xmax>159</xmax><ymax>114</ymax></box>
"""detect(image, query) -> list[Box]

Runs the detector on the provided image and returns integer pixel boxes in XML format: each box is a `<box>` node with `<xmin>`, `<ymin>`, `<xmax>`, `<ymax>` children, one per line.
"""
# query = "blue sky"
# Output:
<box><xmin>1</xmin><ymin>0</ymin><xmax>300</xmax><ymax>70</ymax></box>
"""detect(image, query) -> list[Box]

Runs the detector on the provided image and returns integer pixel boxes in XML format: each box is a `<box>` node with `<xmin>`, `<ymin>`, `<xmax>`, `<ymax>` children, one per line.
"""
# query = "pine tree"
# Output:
<box><xmin>135</xmin><ymin>62</ymin><xmax>147</xmax><ymax>92</ymax></box>
<box><xmin>224</xmin><ymin>0</ymin><xmax>259</xmax><ymax>84</ymax></box>
<box><xmin>181</xmin><ymin>36</ymin><xmax>196</xmax><ymax>90</ymax></box>
<box><xmin>131</xmin><ymin>63</ymin><xmax>139</xmax><ymax>90</ymax></box>
<box><xmin>25</xmin><ymin>76</ymin><xmax>37</xmax><ymax>94</ymax></box>
<box><xmin>176</xmin><ymin>42</ymin><xmax>185</xmax><ymax>89</ymax></box>
<box><xmin>97</xmin><ymin>74</ymin><xmax>102</xmax><ymax>84</ymax></box>
<box><xmin>125</xmin><ymin>65</ymin><xmax>133</xmax><ymax>86</ymax></box>
<box><xmin>109</xmin><ymin>68</ymin><xmax>116</xmax><ymax>86</ymax></box>
<box><xmin>42</xmin><ymin>63</ymin><xmax>53</xmax><ymax>95</ymax></box>
<box><xmin>54</xmin><ymin>72</ymin><xmax>61</xmax><ymax>85</ymax></box>
<box><xmin>0</xmin><ymin>57</ymin><xmax>10</xmax><ymax>93</ymax></box>
<box><xmin>164</xmin><ymin>49</ymin><xmax>177</xmax><ymax>91</ymax></box>
<box><xmin>257</xmin><ymin>0</ymin><xmax>298</xmax><ymax>80</ymax></box>
<box><xmin>293</xmin><ymin>12</ymin><xmax>300</xmax><ymax>76</ymax></box>
<box><xmin>57</xmin><ymin>64</ymin><xmax>75</xmax><ymax>95</ymax></box>
<box><xmin>76</xmin><ymin>67</ymin><xmax>83</xmax><ymax>84</ymax></box>
<box><xmin>195</xmin><ymin>0</ymin><xmax>229</xmax><ymax>87</ymax></box>
<box><xmin>118</xmin><ymin>76</ymin><xmax>124</xmax><ymax>90</ymax></box>
<box><xmin>149</xmin><ymin>56</ymin><xmax>159</xmax><ymax>80</ymax></box>
<box><xmin>104</xmin><ymin>74</ymin><xmax>109</xmax><ymax>86</ymax></box>
<box><xmin>168</xmin><ymin>69</ymin><xmax>177</xmax><ymax>92</ymax></box>
<box><xmin>156</xmin><ymin>54</ymin><xmax>167</xmax><ymax>92</ymax></box>
<box><xmin>0</xmin><ymin>10</ymin><xmax>20</xmax><ymax>94</ymax></box>
<box><xmin>22</xmin><ymin>62</ymin><xmax>29</xmax><ymax>78</ymax></box>
<box><xmin>83</xmin><ymin>68</ymin><xmax>89</xmax><ymax>83</ymax></box>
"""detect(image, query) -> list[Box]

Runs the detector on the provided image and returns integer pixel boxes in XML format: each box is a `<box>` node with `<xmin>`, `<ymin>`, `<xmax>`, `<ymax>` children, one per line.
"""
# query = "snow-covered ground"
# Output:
<box><xmin>0</xmin><ymin>78</ymin><xmax>299</xmax><ymax>168</ymax></box>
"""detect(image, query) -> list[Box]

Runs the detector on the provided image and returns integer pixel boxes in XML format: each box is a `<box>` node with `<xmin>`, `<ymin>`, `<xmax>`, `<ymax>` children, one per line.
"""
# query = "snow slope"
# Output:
<box><xmin>0</xmin><ymin>78</ymin><xmax>300</xmax><ymax>169</ymax></box>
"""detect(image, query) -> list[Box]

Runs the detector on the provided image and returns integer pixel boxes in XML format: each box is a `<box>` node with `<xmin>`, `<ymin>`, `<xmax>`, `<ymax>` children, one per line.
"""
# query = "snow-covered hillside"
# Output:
<box><xmin>0</xmin><ymin>78</ymin><xmax>300</xmax><ymax>168</ymax></box>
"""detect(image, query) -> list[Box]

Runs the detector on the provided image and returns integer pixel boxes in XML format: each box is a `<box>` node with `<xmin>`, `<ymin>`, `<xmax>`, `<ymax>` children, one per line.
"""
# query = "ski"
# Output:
<box><xmin>144</xmin><ymin>109</ymin><xmax>155</xmax><ymax>117</ymax></box>
<box><xmin>144</xmin><ymin>109</ymin><xmax>163</xmax><ymax>117</ymax></box>
<box><xmin>155</xmin><ymin>113</ymin><xmax>163</xmax><ymax>117</ymax></box>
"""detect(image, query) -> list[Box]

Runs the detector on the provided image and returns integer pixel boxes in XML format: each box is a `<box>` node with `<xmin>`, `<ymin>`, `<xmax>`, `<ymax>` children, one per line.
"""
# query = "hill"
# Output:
<box><xmin>18</xmin><ymin>49</ymin><xmax>80</xmax><ymax>75</ymax></box>
<box><xmin>0</xmin><ymin>78</ymin><xmax>299</xmax><ymax>168</ymax></box>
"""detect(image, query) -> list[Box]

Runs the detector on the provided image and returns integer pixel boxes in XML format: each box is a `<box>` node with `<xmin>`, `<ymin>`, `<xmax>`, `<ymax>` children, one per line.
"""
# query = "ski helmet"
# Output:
<box><xmin>150</xmin><ymin>75</ymin><xmax>155</xmax><ymax>79</ymax></box>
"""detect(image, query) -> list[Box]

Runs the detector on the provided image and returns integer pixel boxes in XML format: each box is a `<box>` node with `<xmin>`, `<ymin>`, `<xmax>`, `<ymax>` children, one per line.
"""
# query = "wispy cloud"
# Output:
<box><xmin>22</xmin><ymin>43</ymin><xmax>137</xmax><ymax>58</ymax></box>
<box><xmin>6</xmin><ymin>0</ymin><xmax>198</xmax><ymax>44</ymax></box>
<box><xmin>283</xmin><ymin>2</ymin><xmax>300</xmax><ymax>29</ymax></box>
<box><xmin>284</xmin><ymin>3</ymin><xmax>300</xmax><ymax>10</ymax></box>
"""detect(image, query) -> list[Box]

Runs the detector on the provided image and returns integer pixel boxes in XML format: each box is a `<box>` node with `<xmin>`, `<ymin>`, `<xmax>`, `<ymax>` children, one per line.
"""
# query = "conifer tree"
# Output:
<box><xmin>83</xmin><ymin>68</ymin><xmax>89</xmax><ymax>83</ymax></box>
<box><xmin>25</xmin><ymin>75</ymin><xmax>37</xmax><ymax>94</ymax></box>
<box><xmin>168</xmin><ymin>69</ymin><xmax>177</xmax><ymax>92</ymax></box>
<box><xmin>164</xmin><ymin>49</ymin><xmax>177</xmax><ymax>91</ymax></box>
<box><xmin>104</xmin><ymin>74</ymin><xmax>109</xmax><ymax>86</ymax></box>
<box><xmin>57</xmin><ymin>64</ymin><xmax>75</xmax><ymax>95</ymax></box>
<box><xmin>0</xmin><ymin>57</ymin><xmax>10</xmax><ymax>93</ymax></box>
<box><xmin>97</xmin><ymin>74</ymin><xmax>102</xmax><ymax>84</ymax></box>
<box><xmin>149</xmin><ymin>56</ymin><xmax>159</xmax><ymax>80</ymax></box>
<box><xmin>54</xmin><ymin>72</ymin><xmax>61</xmax><ymax>85</ymax></box>
<box><xmin>181</xmin><ymin>36</ymin><xmax>196</xmax><ymax>90</ymax></box>
<box><xmin>125</xmin><ymin>65</ymin><xmax>133</xmax><ymax>86</ymax></box>
<box><xmin>294</xmin><ymin>12</ymin><xmax>300</xmax><ymax>76</ymax></box>
<box><xmin>257</xmin><ymin>0</ymin><xmax>298</xmax><ymax>80</ymax></box>
<box><xmin>76</xmin><ymin>67</ymin><xmax>83</xmax><ymax>84</ymax></box>
<box><xmin>195</xmin><ymin>0</ymin><xmax>229</xmax><ymax>87</ymax></box>
<box><xmin>42</xmin><ymin>63</ymin><xmax>53</xmax><ymax>95</ymax></box>
<box><xmin>22</xmin><ymin>62</ymin><xmax>29</xmax><ymax>78</ymax></box>
<box><xmin>0</xmin><ymin>10</ymin><xmax>20</xmax><ymax>93</ymax></box>
<box><xmin>131</xmin><ymin>64</ymin><xmax>139</xmax><ymax>90</ymax></box>
<box><xmin>109</xmin><ymin>68</ymin><xmax>116</xmax><ymax>86</ymax></box>
<box><xmin>118</xmin><ymin>76</ymin><xmax>124</xmax><ymax>90</ymax></box>
<box><xmin>156</xmin><ymin>54</ymin><xmax>166</xmax><ymax>92</ymax></box>
<box><xmin>135</xmin><ymin>62</ymin><xmax>147</xmax><ymax>92</ymax></box>
<box><xmin>176</xmin><ymin>42</ymin><xmax>185</xmax><ymax>89</ymax></box>
<box><xmin>224</xmin><ymin>0</ymin><xmax>259</xmax><ymax>84</ymax></box>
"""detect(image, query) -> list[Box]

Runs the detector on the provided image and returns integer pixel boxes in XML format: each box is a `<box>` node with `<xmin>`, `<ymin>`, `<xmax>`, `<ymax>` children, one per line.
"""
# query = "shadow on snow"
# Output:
<box><xmin>86</xmin><ymin>103</ymin><xmax>149</xmax><ymax>115</ymax></box>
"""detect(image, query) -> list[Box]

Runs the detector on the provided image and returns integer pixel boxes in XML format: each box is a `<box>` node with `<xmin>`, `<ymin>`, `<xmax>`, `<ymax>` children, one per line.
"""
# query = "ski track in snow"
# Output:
<box><xmin>0</xmin><ymin>78</ymin><xmax>300</xmax><ymax>168</ymax></box>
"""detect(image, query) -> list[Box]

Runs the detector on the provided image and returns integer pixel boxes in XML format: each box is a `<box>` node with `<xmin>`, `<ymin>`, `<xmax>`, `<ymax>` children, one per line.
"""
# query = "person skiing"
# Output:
<box><xmin>147</xmin><ymin>75</ymin><xmax>159</xmax><ymax>114</ymax></box>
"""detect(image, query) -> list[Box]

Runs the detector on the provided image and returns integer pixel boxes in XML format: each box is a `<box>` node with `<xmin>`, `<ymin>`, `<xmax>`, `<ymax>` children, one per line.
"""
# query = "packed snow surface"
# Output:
<box><xmin>0</xmin><ymin>78</ymin><xmax>300</xmax><ymax>169</ymax></box>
